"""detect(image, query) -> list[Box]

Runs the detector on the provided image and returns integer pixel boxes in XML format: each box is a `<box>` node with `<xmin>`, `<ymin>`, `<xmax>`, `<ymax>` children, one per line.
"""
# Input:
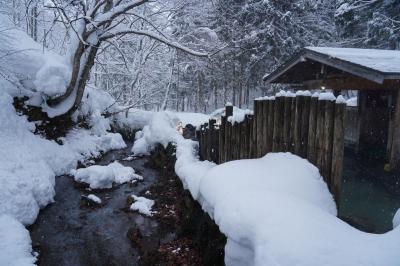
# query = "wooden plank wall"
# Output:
<box><xmin>196</xmin><ymin>94</ymin><xmax>346</xmax><ymax>204</ymax></box>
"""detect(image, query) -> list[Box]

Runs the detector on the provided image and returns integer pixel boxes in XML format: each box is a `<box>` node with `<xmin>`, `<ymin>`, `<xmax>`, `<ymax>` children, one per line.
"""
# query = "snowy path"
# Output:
<box><xmin>29</xmin><ymin>143</ymin><xmax>160</xmax><ymax>266</ymax></box>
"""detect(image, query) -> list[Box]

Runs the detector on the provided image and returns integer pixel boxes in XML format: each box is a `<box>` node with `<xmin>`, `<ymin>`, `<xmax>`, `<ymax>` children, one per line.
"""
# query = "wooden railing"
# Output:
<box><xmin>197</xmin><ymin>93</ymin><xmax>346</xmax><ymax>205</ymax></box>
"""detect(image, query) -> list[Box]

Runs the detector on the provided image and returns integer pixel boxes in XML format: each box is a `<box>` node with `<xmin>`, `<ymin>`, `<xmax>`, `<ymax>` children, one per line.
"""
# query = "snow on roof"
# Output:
<box><xmin>306</xmin><ymin>47</ymin><xmax>400</xmax><ymax>74</ymax></box>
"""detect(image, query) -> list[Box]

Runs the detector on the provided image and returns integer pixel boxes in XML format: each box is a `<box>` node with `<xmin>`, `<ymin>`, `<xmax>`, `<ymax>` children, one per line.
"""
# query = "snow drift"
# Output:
<box><xmin>72</xmin><ymin>161</ymin><xmax>142</xmax><ymax>189</ymax></box>
<box><xmin>132</xmin><ymin>111</ymin><xmax>400</xmax><ymax>266</ymax></box>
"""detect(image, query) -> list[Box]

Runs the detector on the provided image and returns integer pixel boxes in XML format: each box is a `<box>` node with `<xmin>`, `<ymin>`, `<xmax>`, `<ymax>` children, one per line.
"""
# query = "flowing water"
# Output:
<box><xmin>29</xmin><ymin>143</ymin><xmax>160</xmax><ymax>266</ymax></box>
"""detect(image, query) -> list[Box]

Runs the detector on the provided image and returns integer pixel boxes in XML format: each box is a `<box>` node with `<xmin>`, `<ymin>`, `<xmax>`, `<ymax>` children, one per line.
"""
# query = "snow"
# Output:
<box><xmin>0</xmin><ymin>16</ymin><xmax>70</xmax><ymax>99</ymax></box>
<box><xmin>318</xmin><ymin>92</ymin><xmax>336</xmax><ymax>101</ymax></box>
<box><xmin>336</xmin><ymin>95</ymin><xmax>347</xmax><ymax>104</ymax></box>
<box><xmin>130</xmin><ymin>195</ymin><xmax>155</xmax><ymax>216</ymax></box>
<box><xmin>276</xmin><ymin>90</ymin><xmax>295</xmax><ymax>97</ymax></box>
<box><xmin>174</xmin><ymin>112</ymin><xmax>210</xmax><ymax>127</ymax></box>
<box><xmin>295</xmin><ymin>90</ymin><xmax>312</xmax><ymax>96</ymax></box>
<box><xmin>0</xmin><ymin>89</ymin><xmax>127</xmax><ymax>263</ymax></box>
<box><xmin>87</xmin><ymin>194</ymin><xmax>102</xmax><ymax>204</ymax></box>
<box><xmin>307</xmin><ymin>47</ymin><xmax>400</xmax><ymax>74</ymax></box>
<box><xmin>0</xmin><ymin>73</ymin><xmax>127</xmax><ymax>264</ymax></box>
<box><xmin>347</xmin><ymin>96</ymin><xmax>358</xmax><ymax>107</ymax></box>
<box><xmin>227</xmin><ymin>109</ymin><xmax>253</xmax><ymax>124</ymax></box>
<box><xmin>114</xmin><ymin>108</ymin><xmax>154</xmax><ymax>131</ymax></box>
<box><xmin>393</xmin><ymin>209</ymin><xmax>400</xmax><ymax>228</ymax></box>
<box><xmin>71</xmin><ymin>161</ymin><xmax>142</xmax><ymax>189</ymax></box>
<box><xmin>312</xmin><ymin>92</ymin><xmax>320</xmax><ymax>98</ymax></box>
<box><xmin>132</xmin><ymin>110</ymin><xmax>400</xmax><ymax>266</ymax></box>
<box><xmin>255</xmin><ymin>96</ymin><xmax>275</xmax><ymax>101</ymax></box>
<box><xmin>0</xmin><ymin>215</ymin><xmax>36</xmax><ymax>266</ymax></box>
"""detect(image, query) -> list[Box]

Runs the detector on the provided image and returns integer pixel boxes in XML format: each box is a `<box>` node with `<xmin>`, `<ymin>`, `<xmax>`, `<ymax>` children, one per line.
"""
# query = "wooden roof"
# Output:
<box><xmin>263</xmin><ymin>47</ymin><xmax>400</xmax><ymax>90</ymax></box>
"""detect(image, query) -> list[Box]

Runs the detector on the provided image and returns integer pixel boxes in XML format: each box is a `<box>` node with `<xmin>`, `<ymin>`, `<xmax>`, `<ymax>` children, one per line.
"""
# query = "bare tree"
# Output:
<box><xmin>44</xmin><ymin>0</ymin><xmax>207</xmax><ymax>118</ymax></box>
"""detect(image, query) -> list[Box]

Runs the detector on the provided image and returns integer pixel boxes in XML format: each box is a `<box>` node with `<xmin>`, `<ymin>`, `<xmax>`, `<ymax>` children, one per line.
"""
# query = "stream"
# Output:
<box><xmin>29</xmin><ymin>142</ymin><xmax>161</xmax><ymax>266</ymax></box>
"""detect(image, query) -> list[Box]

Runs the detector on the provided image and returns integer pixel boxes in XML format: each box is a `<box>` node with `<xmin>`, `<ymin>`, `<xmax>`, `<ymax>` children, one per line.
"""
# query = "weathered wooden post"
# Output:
<box><xmin>219</xmin><ymin>115</ymin><xmax>226</xmax><ymax>163</ymax></box>
<box><xmin>307</xmin><ymin>95</ymin><xmax>318</xmax><ymax>164</ymax></box>
<box><xmin>267</xmin><ymin>98</ymin><xmax>275</xmax><ymax>154</ymax></box>
<box><xmin>256</xmin><ymin>100</ymin><xmax>265</xmax><ymax>157</ymax></box>
<box><xmin>315</xmin><ymin>100</ymin><xmax>326</xmax><ymax>172</ymax></box>
<box><xmin>240</xmin><ymin>118</ymin><xmax>247</xmax><ymax>159</ymax></box>
<box><xmin>248</xmin><ymin>114</ymin><xmax>255</xmax><ymax>158</ymax></box>
<box><xmin>261</xmin><ymin>99</ymin><xmax>269</xmax><ymax>155</ymax></box>
<box><xmin>331</xmin><ymin>99</ymin><xmax>346</xmax><ymax>208</ymax></box>
<box><xmin>283</xmin><ymin>95</ymin><xmax>293</xmax><ymax>152</ymax></box>
<box><xmin>253</xmin><ymin>100</ymin><xmax>259</xmax><ymax>158</ymax></box>
<box><xmin>323</xmin><ymin>99</ymin><xmax>335</xmax><ymax>186</ymax></box>
<box><xmin>293</xmin><ymin>95</ymin><xmax>304</xmax><ymax>156</ymax></box>
<box><xmin>272</xmin><ymin>96</ymin><xmax>284</xmax><ymax>152</ymax></box>
<box><xmin>225</xmin><ymin>105</ymin><xmax>233</xmax><ymax>162</ymax></box>
<box><xmin>300</xmin><ymin>96</ymin><xmax>311</xmax><ymax>158</ymax></box>
<box><xmin>208</xmin><ymin>119</ymin><xmax>216</xmax><ymax>162</ymax></box>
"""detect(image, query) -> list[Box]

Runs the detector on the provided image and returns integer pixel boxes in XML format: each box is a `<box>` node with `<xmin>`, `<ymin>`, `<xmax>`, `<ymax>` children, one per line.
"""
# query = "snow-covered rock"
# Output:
<box><xmin>130</xmin><ymin>195</ymin><xmax>155</xmax><ymax>216</ymax></box>
<box><xmin>87</xmin><ymin>194</ymin><xmax>102</xmax><ymax>204</ymax></box>
<box><xmin>72</xmin><ymin>162</ymin><xmax>142</xmax><ymax>189</ymax></box>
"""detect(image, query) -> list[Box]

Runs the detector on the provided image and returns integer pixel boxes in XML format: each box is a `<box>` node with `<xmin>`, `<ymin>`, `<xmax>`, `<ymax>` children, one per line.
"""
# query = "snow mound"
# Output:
<box><xmin>72</xmin><ymin>162</ymin><xmax>142</xmax><ymax>189</ymax></box>
<box><xmin>130</xmin><ymin>195</ymin><xmax>155</xmax><ymax>216</ymax></box>
<box><xmin>0</xmin><ymin>17</ymin><xmax>70</xmax><ymax>99</ymax></box>
<box><xmin>210</xmin><ymin>106</ymin><xmax>253</xmax><ymax>125</ymax></box>
<box><xmin>0</xmin><ymin>215</ymin><xmax>36</xmax><ymax>266</ymax></box>
<box><xmin>132</xmin><ymin>112</ymin><xmax>181</xmax><ymax>155</ymax></box>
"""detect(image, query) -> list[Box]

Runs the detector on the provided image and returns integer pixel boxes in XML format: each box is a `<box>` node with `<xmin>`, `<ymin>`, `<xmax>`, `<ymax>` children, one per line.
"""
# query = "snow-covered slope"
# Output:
<box><xmin>0</xmin><ymin>22</ymin><xmax>128</xmax><ymax>264</ymax></box>
<box><xmin>132</xmin><ymin>111</ymin><xmax>400</xmax><ymax>266</ymax></box>
<box><xmin>0</xmin><ymin>15</ymin><xmax>70</xmax><ymax>100</ymax></box>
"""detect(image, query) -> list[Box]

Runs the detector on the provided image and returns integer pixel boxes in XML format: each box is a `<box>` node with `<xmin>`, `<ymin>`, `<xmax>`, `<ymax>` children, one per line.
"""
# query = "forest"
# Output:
<box><xmin>1</xmin><ymin>0</ymin><xmax>399</xmax><ymax>115</ymax></box>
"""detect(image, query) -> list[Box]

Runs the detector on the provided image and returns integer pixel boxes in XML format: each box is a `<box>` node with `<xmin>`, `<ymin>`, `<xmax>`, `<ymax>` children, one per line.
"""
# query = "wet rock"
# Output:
<box><xmin>127</xmin><ymin>227</ymin><xmax>142</xmax><ymax>246</ymax></box>
<box><xmin>126</xmin><ymin>195</ymin><xmax>135</xmax><ymax>206</ymax></box>
<box><xmin>80</xmin><ymin>194</ymin><xmax>103</xmax><ymax>208</ymax></box>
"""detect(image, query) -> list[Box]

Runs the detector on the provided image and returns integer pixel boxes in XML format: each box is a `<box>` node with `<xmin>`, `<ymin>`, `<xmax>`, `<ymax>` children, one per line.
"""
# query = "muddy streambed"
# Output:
<box><xmin>29</xmin><ymin>142</ymin><xmax>225</xmax><ymax>266</ymax></box>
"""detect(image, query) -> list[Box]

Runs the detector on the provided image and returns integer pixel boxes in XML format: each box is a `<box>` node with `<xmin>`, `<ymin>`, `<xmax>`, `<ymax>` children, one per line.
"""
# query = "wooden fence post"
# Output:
<box><xmin>316</xmin><ymin>100</ymin><xmax>326</xmax><ymax>172</ymax></box>
<box><xmin>283</xmin><ymin>96</ymin><xmax>293</xmax><ymax>152</ymax></box>
<box><xmin>208</xmin><ymin>119</ymin><xmax>216</xmax><ymax>162</ymax></box>
<box><xmin>248</xmin><ymin>114</ymin><xmax>255</xmax><ymax>158</ymax></box>
<box><xmin>307</xmin><ymin>96</ymin><xmax>318</xmax><ymax>164</ymax></box>
<box><xmin>293</xmin><ymin>96</ymin><xmax>304</xmax><ymax>156</ymax></box>
<box><xmin>224</xmin><ymin>105</ymin><xmax>233</xmax><ymax>162</ymax></box>
<box><xmin>300</xmin><ymin>96</ymin><xmax>311</xmax><ymax>158</ymax></box>
<box><xmin>219</xmin><ymin>115</ymin><xmax>226</xmax><ymax>163</ymax></box>
<box><xmin>262</xmin><ymin>100</ymin><xmax>270</xmax><ymax>155</ymax></box>
<box><xmin>272</xmin><ymin>96</ymin><xmax>284</xmax><ymax>152</ymax></box>
<box><xmin>331</xmin><ymin>101</ymin><xmax>346</xmax><ymax>208</ymax></box>
<box><xmin>323</xmin><ymin>100</ymin><xmax>335</xmax><ymax>186</ymax></box>
<box><xmin>256</xmin><ymin>100</ymin><xmax>265</xmax><ymax>157</ymax></box>
<box><xmin>267</xmin><ymin>98</ymin><xmax>275</xmax><ymax>154</ymax></box>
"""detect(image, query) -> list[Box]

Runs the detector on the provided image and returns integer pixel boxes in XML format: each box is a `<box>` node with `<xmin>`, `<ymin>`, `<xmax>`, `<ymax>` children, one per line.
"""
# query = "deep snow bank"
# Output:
<box><xmin>0</xmin><ymin>91</ymin><xmax>126</xmax><ymax>264</ymax></box>
<box><xmin>132</xmin><ymin>111</ymin><xmax>400</xmax><ymax>266</ymax></box>
<box><xmin>0</xmin><ymin>15</ymin><xmax>70</xmax><ymax>99</ymax></box>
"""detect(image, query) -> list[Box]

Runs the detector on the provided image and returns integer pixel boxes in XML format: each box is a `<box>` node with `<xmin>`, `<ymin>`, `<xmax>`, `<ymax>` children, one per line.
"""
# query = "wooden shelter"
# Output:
<box><xmin>263</xmin><ymin>47</ymin><xmax>400</xmax><ymax>169</ymax></box>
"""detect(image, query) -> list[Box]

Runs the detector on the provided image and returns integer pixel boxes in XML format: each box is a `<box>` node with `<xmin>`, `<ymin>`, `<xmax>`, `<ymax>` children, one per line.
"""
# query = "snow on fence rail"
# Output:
<box><xmin>197</xmin><ymin>92</ymin><xmax>346</xmax><ymax>205</ymax></box>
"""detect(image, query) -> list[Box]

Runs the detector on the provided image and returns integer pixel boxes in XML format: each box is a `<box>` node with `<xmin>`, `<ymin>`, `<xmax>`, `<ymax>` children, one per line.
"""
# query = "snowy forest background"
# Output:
<box><xmin>1</xmin><ymin>0</ymin><xmax>399</xmax><ymax>113</ymax></box>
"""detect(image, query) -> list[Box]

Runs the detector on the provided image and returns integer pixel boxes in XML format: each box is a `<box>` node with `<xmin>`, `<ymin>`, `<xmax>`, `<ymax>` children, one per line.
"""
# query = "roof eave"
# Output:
<box><xmin>263</xmin><ymin>48</ymin><xmax>392</xmax><ymax>85</ymax></box>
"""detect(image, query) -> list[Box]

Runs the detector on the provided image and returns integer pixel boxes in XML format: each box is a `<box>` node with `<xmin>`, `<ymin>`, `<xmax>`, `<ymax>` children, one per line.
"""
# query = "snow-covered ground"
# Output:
<box><xmin>0</xmin><ymin>22</ymin><xmax>129</xmax><ymax>265</ymax></box>
<box><xmin>132</xmin><ymin>102</ymin><xmax>400</xmax><ymax>266</ymax></box>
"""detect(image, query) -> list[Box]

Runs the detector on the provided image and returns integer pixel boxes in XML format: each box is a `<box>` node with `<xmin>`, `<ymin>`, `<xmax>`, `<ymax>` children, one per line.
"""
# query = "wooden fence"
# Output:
<box><xmin>196</xmin><ymin>94</ymin><xmax>346</xmax><ymax>205</ymax></box>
